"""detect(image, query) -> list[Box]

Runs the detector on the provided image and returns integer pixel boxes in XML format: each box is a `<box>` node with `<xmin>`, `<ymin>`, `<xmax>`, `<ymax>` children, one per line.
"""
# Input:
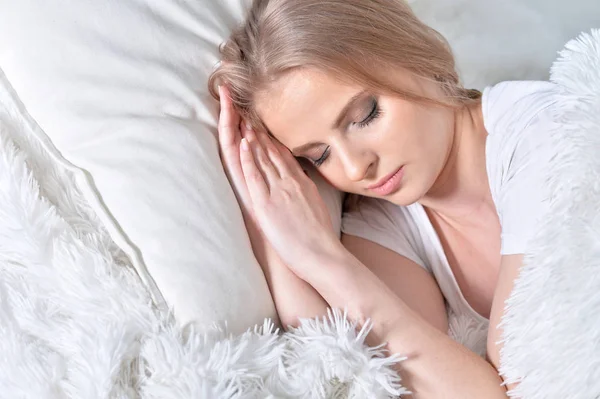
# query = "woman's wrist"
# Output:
<box><xmin>300</xmin><ymin>243</ymin><xmax>406</xmax><ymax>336</ymax></box>
<box><xmin>297</xmin><ymin>235</ymin><xmax>350</xmax><ymax>281</ymax></box>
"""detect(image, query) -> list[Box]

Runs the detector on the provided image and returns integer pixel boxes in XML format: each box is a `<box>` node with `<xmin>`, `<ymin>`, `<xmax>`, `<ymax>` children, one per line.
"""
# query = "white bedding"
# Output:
<box><xmin>1</xmin><ymin>0</ymin><xmax>598</xmax><ymax>338</ymax></box>
<box><xmin>1</xmin><ymin>0</ymin><xmax>599</xmax><ymax>395</ymax></box>
<box><xmin>2</xmin><ymin>30</ymin><xmax>599</xmax><ymax>398</ymax></box>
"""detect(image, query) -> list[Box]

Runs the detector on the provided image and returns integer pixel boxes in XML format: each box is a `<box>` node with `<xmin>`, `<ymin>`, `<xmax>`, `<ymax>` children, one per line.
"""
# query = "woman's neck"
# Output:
<box><xmin>419</xmin><ymin>102</ymin><xmax>491</xmax><ymax>223</ymax></box>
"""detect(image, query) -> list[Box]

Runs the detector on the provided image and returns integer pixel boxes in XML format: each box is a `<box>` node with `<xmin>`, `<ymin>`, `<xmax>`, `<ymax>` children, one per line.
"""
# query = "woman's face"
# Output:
<box><xmin>255</xmin><ymin>68</ymin><xmax>456</xmax><ymax>206</ymax></box>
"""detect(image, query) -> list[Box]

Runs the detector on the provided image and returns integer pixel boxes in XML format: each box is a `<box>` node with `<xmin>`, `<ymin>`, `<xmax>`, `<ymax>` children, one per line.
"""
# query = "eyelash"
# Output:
<box><xmin>355</xmin><ymin>98</ymin><xmax>381</xmax><ymax>128</ymax></box>
<box><xmin>312</xmin><ymin>98</ymin><xmax>381</xmax><ymax>167</ymax></box>
<box><xmin>313</xmin><ymin>146</ymin><xmax>330</xmax><ymax>167</ymax></box>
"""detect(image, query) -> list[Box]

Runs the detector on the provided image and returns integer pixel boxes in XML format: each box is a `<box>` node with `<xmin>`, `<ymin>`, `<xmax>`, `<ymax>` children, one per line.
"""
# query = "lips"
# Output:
<box><xmin>367</xmin><ymin>167</ymin><xmax>404</xmax><ymax>196</ymax></box>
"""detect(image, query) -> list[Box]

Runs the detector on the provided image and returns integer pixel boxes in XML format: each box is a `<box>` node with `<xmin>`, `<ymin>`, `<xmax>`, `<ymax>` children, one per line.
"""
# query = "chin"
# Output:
<box><xmin>385</xmin><ymin>179</ymin><xmax>428</xmax><ymax>207</ymax></box>
<box><xmin>387</xmin><ymin>191</ymin><xmax>421</xmax><ymax>207</ymax></box>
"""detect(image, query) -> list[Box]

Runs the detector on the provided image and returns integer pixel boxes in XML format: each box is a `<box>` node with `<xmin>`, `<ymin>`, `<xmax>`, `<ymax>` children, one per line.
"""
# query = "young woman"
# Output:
<box><xmin>209</xmin><ymin>0</ymin><xmax>557</xmax><ymax>397</ymax></box>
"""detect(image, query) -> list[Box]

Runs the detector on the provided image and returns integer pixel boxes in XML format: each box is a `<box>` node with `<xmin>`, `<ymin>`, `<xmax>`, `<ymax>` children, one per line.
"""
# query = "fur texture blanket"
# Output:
<box><xmin>499</xmin><ymin>29</ymin><xmax>600</xmax><ymax>399</ymax></box>
<box><xmin>0</xmin><ymin>30</ymin><xmax>599</xmax><ymax>398</ymax></box>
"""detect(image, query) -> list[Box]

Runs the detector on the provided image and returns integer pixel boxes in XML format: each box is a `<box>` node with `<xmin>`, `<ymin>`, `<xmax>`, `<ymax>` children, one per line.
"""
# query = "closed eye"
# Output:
<box><xmin>310</xmin><ymin>97</ymin><xmax>381</xmax><ymax>167</ymax></box>
<box><xmin>312</xmin><ymin>146</ymin><xmax>330</xmax><ymax>167</ymax></box>
<box><xmin>354</xmin><ymin>97</ymin><xmax>381</xmax><ymax>128</ymax></box>
<box><xmin>306</xmin><ymin>96</ymin><xmax>381</xmax><ymax>167</ymax></box>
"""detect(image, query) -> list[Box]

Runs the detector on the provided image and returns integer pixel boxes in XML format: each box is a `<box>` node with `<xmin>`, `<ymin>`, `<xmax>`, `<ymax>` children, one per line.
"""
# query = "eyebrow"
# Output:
<box><xmin>291</xmin><ymin>90</ymin><xmax>367</xmax><ymax>154</ymax></box>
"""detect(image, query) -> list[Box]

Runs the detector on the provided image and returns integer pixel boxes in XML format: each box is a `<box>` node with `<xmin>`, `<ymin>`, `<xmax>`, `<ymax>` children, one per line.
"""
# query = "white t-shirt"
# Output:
<box><xmin>341</xmin><ymin>81</ymin><xmax>558</xmax><ymax>354</ymax></box>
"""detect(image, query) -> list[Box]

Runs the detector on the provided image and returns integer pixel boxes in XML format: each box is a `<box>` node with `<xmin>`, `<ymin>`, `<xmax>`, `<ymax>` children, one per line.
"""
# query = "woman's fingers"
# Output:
<box><xmin>240</xmin><ymin>138</ymin><xmax>270</xmax><ymax>203</ymax></box>
<box><xmin>217</xmin><ymin>85</ymin><xmax>241</xmax><ymax>152</ymax></box>
<box><xmin>272</xmin><ymin>138</ymin><xmax>308</xmax><ymax>177</ymax></box>
<box><xmin>217</xmin><ymin>85</ymin><xmax>254</xmax><ymax>206</ymax></box>
<box><xmin>244</xmin><ymin>128</ymin><xmax>281</xmax><ymax>185</ymax></box>
<box><xmin>240</xmin><ymin>120</ymin><xmax>252</xmax><ymax>143</ymax></box>
<box><xmin>255</xmin><ymin>130</ymin><xmax>293</xmax><ymax>178</ymax></box>
<box><xmin>217</xmin><ymin>85</ymin><xmax>242</xmax><ymax>182</ymax></box>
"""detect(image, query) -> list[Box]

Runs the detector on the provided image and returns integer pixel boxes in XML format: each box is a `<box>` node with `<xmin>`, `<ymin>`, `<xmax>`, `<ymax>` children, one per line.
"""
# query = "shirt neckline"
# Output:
<box><xmin>416</xmin><ymin>203</ymin><xmax>489</xmax><ymax>323</ymax></box>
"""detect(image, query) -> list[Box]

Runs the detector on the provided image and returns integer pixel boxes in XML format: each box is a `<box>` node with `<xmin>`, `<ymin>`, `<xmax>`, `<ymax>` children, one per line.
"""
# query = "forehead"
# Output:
<box><xmin>255</xmin><ymin>68</ymin><xmax>358</xmax><ymax>145</ymax></box>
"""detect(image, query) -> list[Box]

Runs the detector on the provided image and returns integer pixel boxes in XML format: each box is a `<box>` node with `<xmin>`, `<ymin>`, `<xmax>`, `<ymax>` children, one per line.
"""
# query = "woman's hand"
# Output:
<box><xmin>217</xmin><ymin>85</ymin><xmax>256</xmax><ymax>222</ymax></box>
<box><xmin>217</xmin><ymin>82</ymin><xmax>335</xmax><ymax>278</ymax></box>
<box><xmin>238</xmin><ymin>125</ymin><xmax>339</xmax><ymax>278</ymax></box>
<box><xmin>218</xmin><ymin>85</ymin><xmax>330</xmax><ymax>328</ymax></box>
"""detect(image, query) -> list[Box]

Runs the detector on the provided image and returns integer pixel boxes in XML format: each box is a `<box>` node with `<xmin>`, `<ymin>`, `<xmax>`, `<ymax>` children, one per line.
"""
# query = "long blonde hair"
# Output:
<box><xmin>208</xmin><ymin>0</ymin><xmax>480</xmax><ymax>209</ymax></box>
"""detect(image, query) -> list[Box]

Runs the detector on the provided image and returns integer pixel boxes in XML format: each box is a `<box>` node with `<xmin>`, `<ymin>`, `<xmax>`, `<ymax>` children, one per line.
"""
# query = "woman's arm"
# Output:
<box><xmin>237</xmin><ymin>127</ymin><xmax>508</xmax><ymax>398</ymax></box>
<box><xmin>487</xmin><ymin>254</ymin><xmax>524</xmax><ymax>391</ymax></box>
<box><xmin>341</xmin><ymin>234</ymin><xmax>448</xmax><ymax>333</ymax></box>
<box><xmin>304</xmin><ymin>240</ymin><xmax>508</xmax><ymax>398</ymax></box>
<box><xmin>217</xmin><ymin>85</ymin><xmax>328</xmax><ymax>329</ymax></box>
<box><xmin>244</xmin><ymin>218</ymin><xmax>329</xmax><ymax>328</ymax></box>
<box><xmin>341</xmin><ymin>234</ymin><xmax>448</xmax><ymax>392</ymax></box>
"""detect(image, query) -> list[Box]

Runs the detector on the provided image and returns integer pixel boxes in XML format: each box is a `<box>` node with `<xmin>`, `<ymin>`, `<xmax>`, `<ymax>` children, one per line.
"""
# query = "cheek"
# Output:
<box><xmin>318</xmin><ymin>165</ymin><xmax>350</xmax><ymax>190</ymax></box>
<box><xmin>410</xmin><ymin>107</ymin><xmax>453</xmax><ymax>154</ymax></box>
<box><xmin>380</xmin><ymin>105</ymin><xmax>427</xmax><ymax>155</ymax></box>
<box><xmin>313</xmin><ymin>160</ymin><xmax>364</xmax><ymax>194</ymax></box>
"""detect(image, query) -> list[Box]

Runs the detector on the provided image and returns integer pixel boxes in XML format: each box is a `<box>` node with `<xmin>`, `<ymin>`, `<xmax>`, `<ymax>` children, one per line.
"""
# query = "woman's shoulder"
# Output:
<box><xmin>481</xmin><ymin>80</ymin><xmax>558</xmax><ymax>135</ymax></box>
<box><xmin>483</xmin><ymin>82</ymin><xmax>560</xmax><ymax>254</ymax></box>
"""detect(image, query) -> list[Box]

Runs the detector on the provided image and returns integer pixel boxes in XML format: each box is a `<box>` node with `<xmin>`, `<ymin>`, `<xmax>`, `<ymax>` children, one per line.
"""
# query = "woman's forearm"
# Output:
<box><xmin>245</xmin><ymin>219</ymin><xmax>329</xmax><ymax>329</ymax></box>
<box><xmin>305</xmin><ymin>242</ymin><xmax>507</xmax><ymax>399</ymax></box>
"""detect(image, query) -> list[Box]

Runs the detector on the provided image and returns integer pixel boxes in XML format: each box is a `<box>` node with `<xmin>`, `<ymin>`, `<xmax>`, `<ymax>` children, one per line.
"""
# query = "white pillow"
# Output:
<box><xmin>0</xmin><ymin>0</ymin><xmax>289</xmax><ymax>333</ymax></box>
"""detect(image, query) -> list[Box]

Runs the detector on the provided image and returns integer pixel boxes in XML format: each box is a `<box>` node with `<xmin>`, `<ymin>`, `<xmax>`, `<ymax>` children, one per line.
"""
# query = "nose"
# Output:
<box><xmin>338</xmin><ymin>144</ymin><xmax>376</xmax><ymax>182</ymax></box>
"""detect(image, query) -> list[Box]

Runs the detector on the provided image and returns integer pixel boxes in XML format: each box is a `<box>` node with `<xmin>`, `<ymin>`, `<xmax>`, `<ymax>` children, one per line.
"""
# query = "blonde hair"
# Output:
<box><xmin>208</xmin><ymin>0</ymin><xmax>480</xmax><ymax>209</ymax></box>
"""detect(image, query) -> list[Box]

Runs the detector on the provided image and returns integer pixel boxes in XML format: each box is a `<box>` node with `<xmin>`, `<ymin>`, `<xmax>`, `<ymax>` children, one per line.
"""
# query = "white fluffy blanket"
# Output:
<box><xmin>500</xmin><ymin>30</ymin><xmax>600</xmax><ymax>398</ymax></box>
<box><xmin>0</xmin><ymin>30</ymin><xmax>599</xmax><ymax>398</ymax></box>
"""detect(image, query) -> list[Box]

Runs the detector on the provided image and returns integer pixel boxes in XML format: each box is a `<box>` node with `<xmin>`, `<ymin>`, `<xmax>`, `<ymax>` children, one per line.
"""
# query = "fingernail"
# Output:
<box><xmin>241</xmin><ymin>138</ymin><xmax>249</xmax><ymax>151</ymax></box>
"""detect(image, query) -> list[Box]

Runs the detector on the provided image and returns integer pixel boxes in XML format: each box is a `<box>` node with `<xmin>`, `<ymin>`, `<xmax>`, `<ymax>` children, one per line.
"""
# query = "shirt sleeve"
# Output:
<box><xmin>341</xmin><ymin>197</ymin><xmax>430</xmax><ymax>272</ymax></box>
<box><xmin>497</xmin><ymin>113</ymin><xmax>555</xmax><ymax>255</ymax></box>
